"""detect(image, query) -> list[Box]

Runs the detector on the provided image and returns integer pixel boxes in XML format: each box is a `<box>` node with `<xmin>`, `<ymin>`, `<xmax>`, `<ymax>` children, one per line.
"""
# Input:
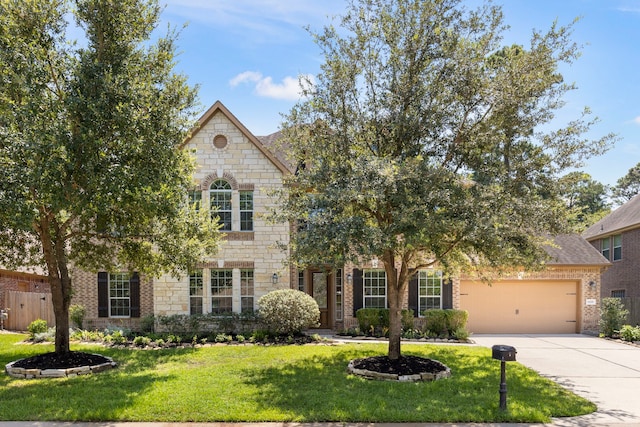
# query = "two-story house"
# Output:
<box><xmin>60</xmin><ymin>101</ymin><xmax>608</xmax><ymax>334</ymax></box>
<box><xmin>584</xmin><ymin>194</ymin><xmax>640</xmax><ymax>298</ymax></box>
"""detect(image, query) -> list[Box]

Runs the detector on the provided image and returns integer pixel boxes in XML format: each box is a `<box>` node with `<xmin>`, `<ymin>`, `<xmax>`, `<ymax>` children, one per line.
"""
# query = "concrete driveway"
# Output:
<box><xmin>471</xmin><ymin>334</ymin><xmax>640</xmax><ymax>426</ymax></box>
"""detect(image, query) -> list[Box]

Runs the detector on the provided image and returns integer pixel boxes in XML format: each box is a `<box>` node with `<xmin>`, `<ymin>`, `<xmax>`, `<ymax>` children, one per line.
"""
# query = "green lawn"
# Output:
<box><xmin>0</xmin><ymin>333</ymin><xmax>595</xmax><ymax>423</ymax></box>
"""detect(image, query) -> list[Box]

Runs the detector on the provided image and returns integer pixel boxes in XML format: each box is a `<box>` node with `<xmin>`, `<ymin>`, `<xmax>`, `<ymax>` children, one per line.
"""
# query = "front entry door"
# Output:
<box><xmin>311</xmin><ymin>271</ymin><xmax>330</xmax><ymax>328</ymax></box>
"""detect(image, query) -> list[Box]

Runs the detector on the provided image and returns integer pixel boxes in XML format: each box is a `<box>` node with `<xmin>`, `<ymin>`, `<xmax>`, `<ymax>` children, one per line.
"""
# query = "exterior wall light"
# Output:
<box><xmin>346</xmin><ymin>273</ymin><xmax>352</xmax><ymax>284</ymax></box>
<box><xmin>272</xmin><ymin>273</ymin><xmax>278</xmax><ymax>284</ymax></box>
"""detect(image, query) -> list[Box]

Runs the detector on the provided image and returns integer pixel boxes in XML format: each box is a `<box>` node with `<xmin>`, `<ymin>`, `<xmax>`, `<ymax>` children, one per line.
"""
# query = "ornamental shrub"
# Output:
<box><xmin>257</xmin><ymin>289</ymin><xmax>320</xmax><ymax>335</ymax></box>
<box><xmin>422</xmin><ymin>309</ymin><xmax>469</xmax><ymax>338</ymax></box>
<box><xmin>356</xmin><ymin>308</ymin><xmax>414</xmax><ymax>336</ymax></box>
<box><xmin>27</xmin><ymin>318</ymin><xmax>48</xmax><ymax>337</ymax></box>
<box><xmin>618</xmin><ymin>324</ymin><xmax>640</xmax><ymax>342</ymax></box>
<box><xmin>69</xmin><ymin>304</ymin><xmax>86</xmax><ymax>329</ymax></box>
<box><xmin>600</xmin><ymin>297</ymin><xmax>628</xmax><ymax>337</ymax></box>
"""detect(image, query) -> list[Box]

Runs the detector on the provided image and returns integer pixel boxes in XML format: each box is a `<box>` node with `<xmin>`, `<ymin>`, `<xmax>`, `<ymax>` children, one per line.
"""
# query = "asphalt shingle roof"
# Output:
<box><xmin>544</xmin><ymin>234</ymin><xmax>610</xmax><ymax>266</ymax></box>
<box><xmin>583</xmin><ymin>194</ymin><xmax>640</xmax><ymax>240</ymax></box>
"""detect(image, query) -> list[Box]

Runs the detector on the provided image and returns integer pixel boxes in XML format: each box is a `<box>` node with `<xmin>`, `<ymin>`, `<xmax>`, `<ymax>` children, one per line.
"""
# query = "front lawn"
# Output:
<box><xmin>0</xmin><ymin>333</ymin><xmax>595</xmax><ymax>423</ymax></box>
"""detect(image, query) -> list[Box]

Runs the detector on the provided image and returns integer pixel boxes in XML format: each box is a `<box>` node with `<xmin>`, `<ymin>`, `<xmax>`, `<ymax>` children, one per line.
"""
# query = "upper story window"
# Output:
<box><xmin>601</xmin><ymin>237</ymin><xmax>610</xmax><ymax>260</ymax></box>
<box><xmin>613</xmin><ymin>234</ymin><xmax>622</xmax><ymax>261</ymax></box>
<box><xmin>239</xmin><ymin>191</ymin><xmax>254</xmax><ymax>231</ymax></box>
<box><xmin>210</xmin><ymin>180</ymin><xmax>232</xmax><ymax>231</ymax></box>
<box><xmin>418</xmin><ymin>270</ymin><xmax>443</xmax><ymax>313</ymax></box>
<box><xmin>363</xmin><ymin>270</ymin><xmax>386</xmax><ymax>309</ymax></box>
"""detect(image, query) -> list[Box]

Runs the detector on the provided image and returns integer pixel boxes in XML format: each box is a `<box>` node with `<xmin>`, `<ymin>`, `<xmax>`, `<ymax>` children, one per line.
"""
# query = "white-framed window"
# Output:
<box><xmin>239</xmin><ymin>191</ymin><xmax>254</xmax><ymax>231</ymax></box>
<box><xmin>211</xmin><ymin>269</ymin><xmax>233</xmax><ymax>314</ymax></box>
<box><xmin>363</xmin><ymin>270</ymin><xmax>386</xmax><ymax>308</ymax></box>
<box><xmin>109</xmin><ymin>272</ymin><xmax>131</xmax><ymax>317</ymax></box>
<box><xmin>601</xmin><ymin>237</ymin><xmax>610</xmax><ymax>260</ymax></box>
<box><xmin>335</xmin><ymin>269</ymin><xmax>343</xmax><ymax>321</ymax></box>
<box><xmin>189</xmin><ymin>190</ymin><xmax>202</xmax><ymax>211</ymax></box>
<box><xmin>210</xmin><ymin>180</ymin><xmax>232</xmax><ymax>231</ymax></box>
<box><xmin>418</xmin><ymin>270</ymin><xmax>443</xmax><ymax>314</ymax></box>
<box><xmin>613</xmin><ymin>234</ymin><xmax>622</xmax><ymax>261</ymax></box>
<box><xmin>189</xmin><ymin>270</ymin><xmax>203</xmax><ymax>315</ymax></box>
<box><xmin>241</xmin><ymin>269</ymin><xmax>254</xmax><ymax>313</ymax></box>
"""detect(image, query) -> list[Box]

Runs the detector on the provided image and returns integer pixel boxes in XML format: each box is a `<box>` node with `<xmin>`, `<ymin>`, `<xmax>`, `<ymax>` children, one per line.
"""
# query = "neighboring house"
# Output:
<box><xmin>62</xmin><ymin>101</ymin><xmax>608</xmax><ymax>334</ymax></box>
<box><xmin>583</xmin><ymin>194</ymin><xmax>640</xmax><ymax>299</ymax></box>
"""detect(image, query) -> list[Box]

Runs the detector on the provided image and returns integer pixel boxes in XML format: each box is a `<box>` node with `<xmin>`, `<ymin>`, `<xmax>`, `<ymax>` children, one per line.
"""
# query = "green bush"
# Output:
<box><xmin>618</xmin><ymin>324</ymin><xmax>640</xmax><ymax>342</ymax></box>
<box><xmin>69</xmin><ymin>304</ymin><xmax>86</xmax><ymax>329</ymax></box>
<box><xmin>356</xmin><ymin>308</ymin><xmax>414</xmax><ymax>336</ymax></box>
<box><xmin>422</xmin><ymin>309</ymin><xmax>469</xmax><ymax>339</ymax></box>
<box><xmin>600</xmin><ymin>298</ymin><xmax>628</xmax><ymax>337</ymax></box>
<box><xmin>423</xmin><ymin>310</ymin><xmax>448</xmax><ymax>336</ymax></box>
<box><xmin>27</xmin><ymin>319</ymin><xmax>48</xmax><ymax>337</ymax></box>
<box><xmin>257</xmin><ymin>289</ymin><xmax>320</xmax><ymax>335</ymax></box>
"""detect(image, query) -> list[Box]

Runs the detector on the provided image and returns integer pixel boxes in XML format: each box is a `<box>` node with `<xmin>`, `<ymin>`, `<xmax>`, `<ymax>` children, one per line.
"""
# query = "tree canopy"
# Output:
<box><xmin>558</xmin><ymin>172</ymin><xmax>610</xmax><ymax>230</ymax></box>
<box><xmin>276</xmin><ymin>0</ymin><xmax>614</xmax><ymax>359</ymax></box>
<box><xmin>0</xmin><ymin>0</ymin><xmax>219</xmax><ymax>353</ymax></box>
<box><xmin>611</xmin><ymin>162</ymin><xmax>640</xmax><ymax>205</ymax></box>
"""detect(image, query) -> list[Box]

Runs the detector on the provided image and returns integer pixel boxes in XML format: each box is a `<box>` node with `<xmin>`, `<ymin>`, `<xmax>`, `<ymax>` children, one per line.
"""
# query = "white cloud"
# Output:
<box><xmin>229</xmin><ymin>71</ymin><xmax>314</xmax><ymax>101</ymax></box>
<box><xmin>634</xmin><ymin>116</ymin><xmax>640</xmax><ymax>125</ymax></box>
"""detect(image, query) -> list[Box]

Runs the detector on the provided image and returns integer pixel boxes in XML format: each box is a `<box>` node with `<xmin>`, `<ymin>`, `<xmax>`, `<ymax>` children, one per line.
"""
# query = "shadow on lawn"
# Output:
<box><xmin>0</xmin><ymin>344</ymin><xmax>194</xmax><ymax>421</ymax></box>
<box><xmin>241</xmin><ymin>345</ymin><xmax>594</xmax><ymax>423</ymax></box>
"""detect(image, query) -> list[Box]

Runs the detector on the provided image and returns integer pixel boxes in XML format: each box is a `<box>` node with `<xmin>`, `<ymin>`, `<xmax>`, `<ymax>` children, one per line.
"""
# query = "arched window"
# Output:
<box><xmin>210</xmin><ymin>179</ymin><xmax>232</xmax><ymax>231</ymax></box>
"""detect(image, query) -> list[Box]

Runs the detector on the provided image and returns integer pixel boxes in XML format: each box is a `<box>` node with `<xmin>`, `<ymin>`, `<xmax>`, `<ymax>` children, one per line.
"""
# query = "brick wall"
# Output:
<box><xmin>592</xmin><ymin>228</ymin><xmax>640</xmax><ymax>298</ymax></box>
<box><xmin>70</xmin><ymin>268</ymin><xmax>154</xmax><ymax>331</ymax></box>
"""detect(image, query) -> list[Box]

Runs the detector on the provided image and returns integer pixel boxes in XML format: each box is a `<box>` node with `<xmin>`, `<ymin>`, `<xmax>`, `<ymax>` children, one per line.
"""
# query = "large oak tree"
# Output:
<box><xmin>276</xmin><ymin>0</ymin><xmax>614</xmax><ymax>360</ymax></box>
<box><xmin>0</xmin><ymin>0</ymin><xmax>220</xmax><ymax>354</ymax></box>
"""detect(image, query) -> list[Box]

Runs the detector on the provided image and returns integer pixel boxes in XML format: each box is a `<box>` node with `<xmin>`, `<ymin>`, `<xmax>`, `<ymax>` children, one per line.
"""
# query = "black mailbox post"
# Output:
<box><xmin>491</xmin><ymin>345</ymin><xmax>517</xmax><ymax>410</ymax></box>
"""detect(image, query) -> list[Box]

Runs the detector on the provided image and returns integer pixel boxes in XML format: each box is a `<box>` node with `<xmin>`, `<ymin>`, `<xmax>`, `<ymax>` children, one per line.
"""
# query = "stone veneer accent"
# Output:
<box><xmin>347</xmin><ymin>358</ymin><xmax>451</xmax><ymax>382</ymax></box>
<box><xmin>5</xmin><ymin>355</ymin><xmax>116</xmax><ymax>379</ymax></box>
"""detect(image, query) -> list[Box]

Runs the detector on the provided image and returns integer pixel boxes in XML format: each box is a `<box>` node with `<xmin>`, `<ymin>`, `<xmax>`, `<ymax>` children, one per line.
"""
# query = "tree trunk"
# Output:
<box><xmin>50</xmin><ymin>275</ymin><xmax>71</xmax><ymax>354</ymax></box>
<box><xmin>384</xmin><ymin>253</ymin><xmax>402</xmax><ymax>360</ymax></box>
<box><xmin>38</xmin><ymin>212</ymin><xmax>72</xmax><ymax>354</ymax></box>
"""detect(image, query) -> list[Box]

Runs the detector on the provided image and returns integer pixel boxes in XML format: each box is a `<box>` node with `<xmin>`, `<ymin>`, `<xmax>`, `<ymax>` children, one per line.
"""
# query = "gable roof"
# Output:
<box><xmin>544</xmin><ymin>234</ymin><xmax>610</xmax><ymax>266</ymax></box>
<box><xmin>180</xmin><ymin>101</ymin><xmax>290</xmax><ymax>175</ymax></box>
<box><xmin>583</xmin><ymin>193</ymin><xmax>640</xmax><ymax>240</ymax></box>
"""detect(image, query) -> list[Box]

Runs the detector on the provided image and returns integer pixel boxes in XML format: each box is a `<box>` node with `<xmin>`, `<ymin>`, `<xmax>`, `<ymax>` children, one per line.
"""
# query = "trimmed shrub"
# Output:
<box><xmin>356</xmin><ymin>308</ymin><xmax>414</xmax><ymax>336</ymax></box>
<box><xmin>258</xmin><ymin>289</ymin><xmax>320</xmax><ymax>335</ymax></box>
<box><xmin>69</xmin><ymin>304</ymin><xmax>86</xmax><ymax>329</ymax></box>
<box><xmin>422</xmin><ymin>309</ymin><xmax>469</xmax><ymax>338</ymax></box>
<box><xmin>27</xmin><ymin>319</ymin><xmax>48</xmax><ymax>338</ymax></box>
<box><xmin>423</xmin><ymin>310</ymin><xmax>448</xmax><ymax>336</ymax></box>
<box><xmin>600</xmin><ymin>297</ymin><xmax>628</xmax><ymax>337</ymax></box>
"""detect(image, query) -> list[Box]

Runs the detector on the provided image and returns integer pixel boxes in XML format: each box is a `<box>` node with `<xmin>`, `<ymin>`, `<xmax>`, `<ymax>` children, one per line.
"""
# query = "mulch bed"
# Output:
<box><xmin>11</xmin><ymin>351</ymin><xmax>112</xmax><ymax>370</ymax></box>
<box><xmin>350</xmin><ymin>355</ymin><xmax>447</xmax><ymax>375</ymax></box>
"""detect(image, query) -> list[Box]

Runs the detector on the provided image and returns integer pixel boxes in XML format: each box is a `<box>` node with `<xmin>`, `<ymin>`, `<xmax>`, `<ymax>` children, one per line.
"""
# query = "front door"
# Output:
<box><xmin>311</xmin><ymin>271</ymin><xmax>330</xmax><ymax>328</ymax></box>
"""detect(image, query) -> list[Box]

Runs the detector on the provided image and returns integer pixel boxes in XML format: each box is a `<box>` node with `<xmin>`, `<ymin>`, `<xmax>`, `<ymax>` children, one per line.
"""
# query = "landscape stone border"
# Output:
<box><xmin>5</xmin><ymin>354</ymin><xmax>117</xmax><ymax>379</ymax></box>
<box><xmin>347</xmin><ymin>359</ymin><xmax>451</xmax><ymax>382</ymax></box>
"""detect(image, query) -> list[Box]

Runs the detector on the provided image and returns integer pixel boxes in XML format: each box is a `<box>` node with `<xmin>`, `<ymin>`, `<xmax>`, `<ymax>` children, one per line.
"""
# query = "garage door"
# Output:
<box><xmin>459</xmin><ymin>280</ymin><xmax>578</xmax><ymax>333</ymax></box>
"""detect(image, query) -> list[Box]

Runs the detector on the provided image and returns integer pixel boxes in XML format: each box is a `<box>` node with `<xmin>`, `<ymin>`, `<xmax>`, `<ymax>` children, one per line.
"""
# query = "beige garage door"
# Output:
<box><xmin>460</xmin><ymin>280</ymin><xmax>578</xmax><ymax>334</ymax></box>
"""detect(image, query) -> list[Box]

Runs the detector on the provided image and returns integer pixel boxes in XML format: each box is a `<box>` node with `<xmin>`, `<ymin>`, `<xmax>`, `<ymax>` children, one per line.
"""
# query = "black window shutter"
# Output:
<box><xmin>443</xmin><ymin>279</ymin><xmax>453</xmax><ymax>309</ymax></box>
<box><xmin>98</xmin><ymin>272</ymin><xmax>109</xmax><ymax>317</ymax></box>
<box><xmin>130</xmin><ymin>272</ymin><xmax>141</xmax><ymax>318</ymax></box>
<box><xmin>408</xmin><ymin>272</ymin><xmax>418</xmax><ymax>317</ymax></box>
<box><xmin>352</xmin><ymin>269</ymin><xmax>363</xmax><ymax>316</ymax></box>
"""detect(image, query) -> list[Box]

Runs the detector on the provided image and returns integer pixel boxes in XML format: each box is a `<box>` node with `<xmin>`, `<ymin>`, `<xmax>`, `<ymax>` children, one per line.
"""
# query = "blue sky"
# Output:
<box><xmin>161</xmin><ymin>0</ymin><xmax>640</xmax><ymax>188</ymax></box>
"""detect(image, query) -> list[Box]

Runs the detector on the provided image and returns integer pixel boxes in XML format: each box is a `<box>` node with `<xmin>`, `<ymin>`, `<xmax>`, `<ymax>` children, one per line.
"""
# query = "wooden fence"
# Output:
<box><xmin>621</xmin><ymin>297</ymin><xmax>640</xmax><ymax>326</ymax></box>
<box><xmin>4</xmin><ymin>291</ymin><xmax>55</xmax><ymax>331</ymax></box>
